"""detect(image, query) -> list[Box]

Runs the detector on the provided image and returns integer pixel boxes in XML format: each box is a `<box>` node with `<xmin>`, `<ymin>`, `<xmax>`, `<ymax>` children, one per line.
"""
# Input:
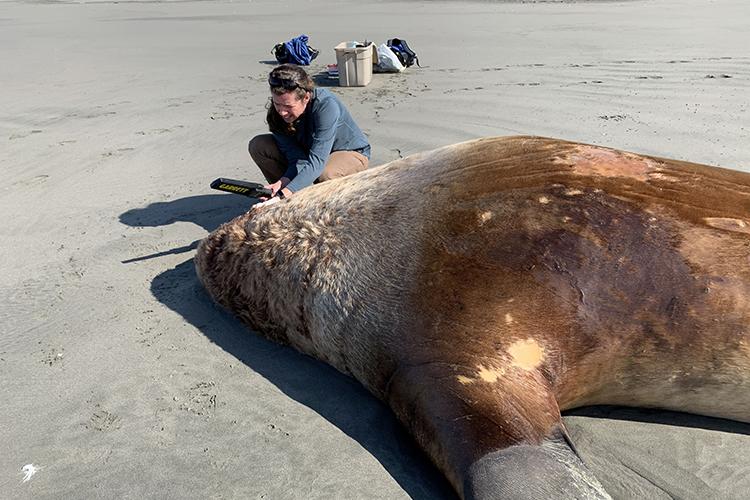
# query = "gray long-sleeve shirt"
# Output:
<box><xmin>272</xmin><ymin>88</ymin><xmax>370</xmax><ymax>193</ymax></box>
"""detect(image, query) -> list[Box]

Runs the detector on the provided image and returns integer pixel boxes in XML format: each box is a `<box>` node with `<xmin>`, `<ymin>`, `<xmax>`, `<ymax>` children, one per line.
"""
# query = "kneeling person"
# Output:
<box><xmin>248</xmin><ymin>64</ymin><xmax>370</xmax><ymax>200</ymax></box>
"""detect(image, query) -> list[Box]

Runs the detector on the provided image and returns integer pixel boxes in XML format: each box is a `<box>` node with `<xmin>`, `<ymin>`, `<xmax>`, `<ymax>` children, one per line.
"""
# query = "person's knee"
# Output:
<box><xmin>318</xmin><ymin>167</ymin><xmax>345</xmax><ymax>183</ymax></box>
<box><xmin>248</xmin><ymin>134</ymin><xmax>275</xmax><ymax>159</ymax></box>
<box><xmin>319</xmin><ymin>151</ymin><xmax>367</xmax><ymax>183</ymax></box>
<box><xmin>248</xmin><ymin>135</ymin><xmax>262</xmax><ymax>157</ymax></box>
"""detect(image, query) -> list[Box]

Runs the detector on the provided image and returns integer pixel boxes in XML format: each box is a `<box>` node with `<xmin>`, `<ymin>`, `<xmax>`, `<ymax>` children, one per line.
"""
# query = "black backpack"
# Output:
<box><xmin>387</xmin><ymin>38</ymin><xmax>420</xmax><ymax>68</ymax></box>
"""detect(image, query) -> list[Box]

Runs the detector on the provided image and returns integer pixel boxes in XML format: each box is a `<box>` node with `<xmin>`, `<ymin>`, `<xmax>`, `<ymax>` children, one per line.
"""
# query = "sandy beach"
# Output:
<box><xmin>1</xmin><ymin>0</ymin><xmax>749</xmax><ymax>498</ymax></box>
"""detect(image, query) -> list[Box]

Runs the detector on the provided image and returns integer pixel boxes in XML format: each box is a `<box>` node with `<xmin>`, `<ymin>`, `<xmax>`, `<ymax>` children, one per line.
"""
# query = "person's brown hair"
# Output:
<box><xmin>266</xmin><ymin>64</ymin><xmax>315</xmax><ymax>135</ymax></box>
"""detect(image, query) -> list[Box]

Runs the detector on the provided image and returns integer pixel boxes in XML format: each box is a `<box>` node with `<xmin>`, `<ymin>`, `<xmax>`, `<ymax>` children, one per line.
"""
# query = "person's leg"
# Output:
<box><xmin>318</xmin><ymin>151</ymin><xmax>368</xmax><ymax>182</ymax></box>
<box><xmin>248</xmin><ymin>134</ymin><xmax>287</xmax><ymax>183</ymax></box>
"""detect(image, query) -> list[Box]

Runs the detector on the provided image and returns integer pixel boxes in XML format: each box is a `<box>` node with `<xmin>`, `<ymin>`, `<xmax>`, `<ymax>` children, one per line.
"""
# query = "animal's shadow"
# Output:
<box><xmin>564</xmin><ymin>405</ymin><xmax>750</xmax><ymax>435</ymax></box>
<box><xmin>121</xmin><ymin>194</ymin><xmax>455</xmax><ymax>498</ymax></box>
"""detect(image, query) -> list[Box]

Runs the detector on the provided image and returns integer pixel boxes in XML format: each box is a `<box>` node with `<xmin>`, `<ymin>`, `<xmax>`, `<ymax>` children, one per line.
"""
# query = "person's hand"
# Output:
<box><xmin>265</xmin><ymin>180</ymin><xmax>283</xmax><ymax>198</ymax></box>
<box><xmin>260</xmin><ymin>177</ymin><xmax>291</xmax><ymax>201</ymax></box>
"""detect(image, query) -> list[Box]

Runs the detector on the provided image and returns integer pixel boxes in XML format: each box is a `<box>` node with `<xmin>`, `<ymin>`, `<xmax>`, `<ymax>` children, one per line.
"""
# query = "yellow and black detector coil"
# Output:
<box><xmin>210</xmin><ymin>178</ymin><xmax>272</xmax><ymax>198</ymax></box>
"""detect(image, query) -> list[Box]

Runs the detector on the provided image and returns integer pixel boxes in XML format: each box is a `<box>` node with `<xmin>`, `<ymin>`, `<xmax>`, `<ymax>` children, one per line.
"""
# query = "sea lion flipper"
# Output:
<box><xmin>465</xmin><ymin>427</ymin><xmax>610</xmax><ymax>500</ymax></box>
<box><xmin>387</xmin><ymin>362</ymin><xmax>610</xmax><ymax>499</ymax></box>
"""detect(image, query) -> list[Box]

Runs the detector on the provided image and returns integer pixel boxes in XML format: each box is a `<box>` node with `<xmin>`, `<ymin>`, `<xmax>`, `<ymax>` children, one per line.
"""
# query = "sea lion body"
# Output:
<box><xmin>195</xmin><ymin>136</ymin><xmax>750</xmax><ymax>499</ymax></box>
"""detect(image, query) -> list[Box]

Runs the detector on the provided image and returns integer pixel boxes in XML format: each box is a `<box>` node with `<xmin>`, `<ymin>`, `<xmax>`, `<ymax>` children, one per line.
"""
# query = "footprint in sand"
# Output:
<box><xmin>166</xmin><ymin>99</ymin><xmax>194</xmax><ymax>108</ymax></box>
<box><xmin>101</xmin><ymin>147</ymin><xmax>136</xmax><ymax>158</ymax></box>
<box><xmin>8</xmin><ymin>130</ymin><xmax>43</xmax><ymax>140</ymax></box>
<box><xmin>87</xmin><ymin>409</ymin><xmax>121</xmax><ymax>431</ymax></box>
<box><xmin>135</xmin><ymin>126</ymin><xmax>184</xmax><ymax>135</ymax></box>
<box><xmin>81</xmin><ymin>110</ymin><xmax>117</xmax><ymax>119</ymax></box>
<box><xmin>40</xmin><ymin>346</ymin><xmax>64</xmax><ymax>366</ymax></box>
<box><xmin>599</xmin><ymin>115</ymin><xmax>628</xmax><ymax>121</ymax></box>
<box><xmin>12</xmin><ymin>175</ymin><xmax>49</xmax><ymax>188</ymax></box>
<box><xmin>177</xmin><ymin>381</ymin><xmax>221</xmax><ymax>417</ymax></box>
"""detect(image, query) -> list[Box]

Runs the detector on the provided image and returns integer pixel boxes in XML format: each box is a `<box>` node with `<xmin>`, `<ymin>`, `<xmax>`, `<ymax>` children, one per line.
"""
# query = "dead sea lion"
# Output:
<box><xmin>194</xmin><ymin>136</ymin><xmax>750</xmax><ymax>499</ymax></box>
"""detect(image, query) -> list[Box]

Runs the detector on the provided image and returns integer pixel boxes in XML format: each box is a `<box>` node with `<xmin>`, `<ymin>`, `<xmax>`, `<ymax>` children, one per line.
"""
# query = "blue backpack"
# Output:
<box><xmin>272</xmin><ymin>34</ymin><xmax>320</xmax><ymax>66</ymax></box>
<box><xmin>387</xmin><ymin>38</ymin><xmax>420</xmax><ymax>68</ymax></box>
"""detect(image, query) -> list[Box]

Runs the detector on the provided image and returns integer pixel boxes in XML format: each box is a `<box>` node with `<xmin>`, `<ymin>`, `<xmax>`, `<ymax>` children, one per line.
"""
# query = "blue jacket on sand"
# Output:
<box><xmin>272</xmin><ymin>88</ymin><xmax>370</xmax><ymax>193</ymax></box>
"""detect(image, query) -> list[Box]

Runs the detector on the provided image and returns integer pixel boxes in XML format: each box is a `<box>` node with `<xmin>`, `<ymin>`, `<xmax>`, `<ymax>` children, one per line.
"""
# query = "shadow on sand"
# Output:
<box><xmin>120</xmin><ymin>194</ymin><xmax>456</xmax><ymax>499</ymax></box>
<box><xmin>119</xmin><ymin>193</ymin><xmax>252</xmax><ymax>233</ymax></box>
<box><xmin>118</xmin><ymin>194</ymin><xmax>253</xmax><ymax>263</ymax></box>
<box><xmin>565</xmin><ymin>405</ymin><xmax>750</xmax><ymax>436</ymax></box>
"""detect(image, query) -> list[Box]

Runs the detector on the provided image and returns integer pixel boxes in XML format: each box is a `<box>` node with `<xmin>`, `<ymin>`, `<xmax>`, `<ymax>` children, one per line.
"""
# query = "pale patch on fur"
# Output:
<box><xmin>564</xmin><ymin>189</ymin><xmax>583</xmax><ymax>196</ymax></box>
<box><xmin>559</xmin><ymin>145</ymin><xmax>661</xmax><ymax>181</ymax></box>
<box><xmin>460</xmin><ymin>364</ymin><xmax>507</xmax><ymax>384</ymax></box>
<box><xmin>477</xmin><ymin>364</ymin><xmax>506</xmax><ymax>383</ymax></box>
<box><xmin>505</xmin><ymin>313</ymin><xmax>514</xmax><ymax>325</ymax></box>
<box><xmin>704</xmin><ymin>217</ymin><xmax>750</xmax><ymax>234</ymax></box>
<box><xmin>21</xmin><ymin>464</ymin><xmax>38</xmax><ymax>483</ymax></box>
<box><xmin>508</xmin><ymin>339</ymin><xmax>545</xmax><ymax>371</ymax></box>
<box><xmin>538</xmin><ymin>196</ymin><xmax>550</xmax><ymax>204</ymax></box>
<box><xmin>562</xmin><ymin>216</ymin><xmax>572</xmax><ymax>223</ymax></box>
<box><xmin>478</xmin><ymin>211</ymin><xmax>493</xmax><ymax>225</ymax></box>
<box><xmin>251</xmin><ymin>197</ymin><xmax>280</xmax><ymax>210</ymax></box>
<box><xmin>648</xmin><ymin>172</ymin><xmax>679</xmax><ymax>182</ymax></box>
